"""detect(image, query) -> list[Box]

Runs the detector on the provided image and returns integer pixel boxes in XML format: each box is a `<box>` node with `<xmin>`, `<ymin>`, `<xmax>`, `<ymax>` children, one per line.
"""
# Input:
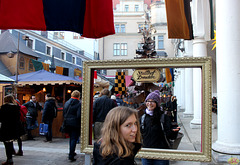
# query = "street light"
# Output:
<box><xmin>15</xmin><ymin>32</ymin><xmax>20</xmax><ymax>83</ymax></box>
<box><xmin>15</xmin><ymin>32</ymin><xmax>29</xmax><ymax>83</ymax></box>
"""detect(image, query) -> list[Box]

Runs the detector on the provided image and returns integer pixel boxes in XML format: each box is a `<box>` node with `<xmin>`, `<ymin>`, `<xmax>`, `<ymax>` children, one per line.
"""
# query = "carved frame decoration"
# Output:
<box><xmin>80</xmin><ymin>57</ymin><xmax>212</xmax><ymax>162</ymax></box>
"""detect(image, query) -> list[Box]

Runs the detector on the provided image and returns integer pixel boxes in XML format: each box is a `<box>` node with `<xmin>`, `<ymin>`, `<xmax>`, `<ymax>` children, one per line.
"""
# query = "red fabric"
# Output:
<box><xmin>94</xmin><ymin>71</ymin><xmax>97</xmax><ymax>79</ymax></box>
<box><xmin>19</xmin><ymin>105</ymin><xmax>28</xmax><ymax>122</ymax></box>
<box><xmin>71</xmin><ymin>97</ymin><xmax>79</xmax><ymax>100</ymax></box>
<box><xmin>0</xmin><ymin>0</ymin><xmax>46</xmax><ymax>30</ymax></box>
<box><xmin>82</xmin><ymin>0</ymin><xmax>115</xmax><ymax>38</ymax></box>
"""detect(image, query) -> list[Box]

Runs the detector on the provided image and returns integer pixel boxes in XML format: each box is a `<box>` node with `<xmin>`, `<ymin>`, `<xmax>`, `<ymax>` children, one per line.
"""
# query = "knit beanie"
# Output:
<box><xmin>145</xmin><ymin>90</ymin><xmax>161</xmax><ymax>107</ymax></box>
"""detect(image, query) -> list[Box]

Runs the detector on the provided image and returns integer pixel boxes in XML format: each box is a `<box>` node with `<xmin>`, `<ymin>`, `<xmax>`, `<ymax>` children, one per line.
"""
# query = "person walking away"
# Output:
<box><xmin>23</xmin><ymin>95</ymin><xmax>42</xmax><ymax>140</ymax></box>
<box><xmin>63</xmin><ymin>90</ymin><xmax>81</xmax><ymax>162</ymax></box>
<box><xmin>116</xmin><ymin>94</ymin><xmax>123</xmax><ymax>106</ymax></box>
<box><xmin>93</xmin><ymin>89</ymin><xmax>116</xmax><ymax>141</ymax></box>
<box><xmin>12</xmin><ymin>99</ymin><xmax>27</xmax><ymax>156</ymax></box>
<box><xmin>0</xmin><ymin>95</ymin><xmax>21</xmax><ymax>165</ymax></box>
<box><xmin>93</xmin><ymin>106</ymin><xmax>142</xmax><ymax>165</ymax></box>
<box><xmin>140</xmin><ymin>90</ymin><xmax>180</xmax><ymax>165</ymax></box>
<box><xmin>42</xmin><ymin>93</ymin><xmax>57</xmax><ymax>142</ymax></box>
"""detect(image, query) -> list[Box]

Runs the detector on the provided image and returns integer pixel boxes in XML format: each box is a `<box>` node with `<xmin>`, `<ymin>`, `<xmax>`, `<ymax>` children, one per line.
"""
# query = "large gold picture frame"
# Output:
<box><xmin>80</xmin><ymin>57</ymin><xmax>212</xmax><ymax>162</ymax></box>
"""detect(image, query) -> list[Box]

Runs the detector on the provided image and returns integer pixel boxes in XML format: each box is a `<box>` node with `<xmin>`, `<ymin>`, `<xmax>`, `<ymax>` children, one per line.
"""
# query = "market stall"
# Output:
<box><xmin>10</xmin><ymin>69</ymin><xmax>82</xmax><ymax>137</ymax></box>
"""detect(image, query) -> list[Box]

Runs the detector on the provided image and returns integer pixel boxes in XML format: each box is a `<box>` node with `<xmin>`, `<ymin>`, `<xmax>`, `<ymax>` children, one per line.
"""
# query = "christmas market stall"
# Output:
<box><xmin>10</xmin><ymin>69</ymin><xmax>82</xmax><ymax>137</ymax></box>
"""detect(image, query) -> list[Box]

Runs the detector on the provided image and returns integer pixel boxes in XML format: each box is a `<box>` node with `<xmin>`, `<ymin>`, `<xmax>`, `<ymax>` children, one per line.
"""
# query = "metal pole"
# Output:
<box><xmin>16</xmin><ymin>32</ymin><xmax>20</xmax><ymax>83</ymax></box>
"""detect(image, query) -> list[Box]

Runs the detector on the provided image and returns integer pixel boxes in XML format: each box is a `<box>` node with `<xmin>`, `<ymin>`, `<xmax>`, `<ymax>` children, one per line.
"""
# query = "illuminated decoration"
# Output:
<box><xmin>67</xmin><ymin>90</ymin><xmax>71</xmax><ymax>93</ymax></box>
<box><xmin>43</xmin><ymin>87</ymin><xmax>46</xmax><ymax>92</ymax></box>
<box><xmin>212</xmin><ymin>30</ymin><xmax>216</xmax><ymax>50</ymax></box>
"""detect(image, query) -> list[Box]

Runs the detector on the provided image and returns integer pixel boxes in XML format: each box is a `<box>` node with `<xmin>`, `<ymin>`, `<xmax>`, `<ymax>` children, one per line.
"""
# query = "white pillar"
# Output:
<box><xmin>180</xmin><ymin>69</ymin><xmax>185</xmax><ymax>110</ymax></box>
<box><xmin>183</xmin><ymin>41</ymin><xmax>193</xmax><ymax>117</ymax></box>
<box><xmin>190</xmin><ymin>38</ymin><xmax>206</xmax><ymax>128</ymax></box>
<box><xmin>190</xmin><ymin>0</ymin><xmax>210</xmax><ymax>128</ymax></box>
<box><xmin>184</xmin><ymin>68</ymin><xmax>193</xmax><ymax>117</ymax></box>
<box><xmin>212</xmin><ymin>0</ymin><xmax>240</xmax><ymax>159</ymax></box>
<box><xmin>176</xmin><ymin>73</ymin><xmax>182</xmax><ymax>109</ymax></box>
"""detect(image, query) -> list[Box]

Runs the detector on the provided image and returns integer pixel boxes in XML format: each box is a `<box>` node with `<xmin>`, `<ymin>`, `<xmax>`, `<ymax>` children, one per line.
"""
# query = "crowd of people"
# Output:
<box><xmin>0</xmin><ymin>88</ymin><xmax>180</xmax><ymax>165</ymax></box>
<box><xmin>0</xmin><ymin>90</ymin><xmax>81</xmax><ymax>164</ymax></box>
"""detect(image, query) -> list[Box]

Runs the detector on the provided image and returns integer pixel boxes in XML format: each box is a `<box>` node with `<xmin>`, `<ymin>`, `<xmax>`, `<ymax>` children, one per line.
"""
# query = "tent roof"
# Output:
<box><xmin>0</xmin><ymin>31</ymin><xmax>39</xmax><ymax>57</ymax></box>
<box><xmin>0</xmin><ymin>73</ymin><xmax>14</xmax><ymax>82</ymax></box>
<box><xmin>10</xmin><ymin>70</ymin><xmax>82</xmax><ymax>86</ymax></box>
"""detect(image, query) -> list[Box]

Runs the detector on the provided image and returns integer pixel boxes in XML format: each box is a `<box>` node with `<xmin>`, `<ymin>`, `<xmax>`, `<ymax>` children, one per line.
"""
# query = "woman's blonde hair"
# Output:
<box><xmin>4</xmin><ymin>94</ymin><xmax>16</xmax><ymax>105</ymax></box>
<box><xmin>100</xmin><ymin>106</ymin><xmax>141</xmax><ymax>158</ymax></box>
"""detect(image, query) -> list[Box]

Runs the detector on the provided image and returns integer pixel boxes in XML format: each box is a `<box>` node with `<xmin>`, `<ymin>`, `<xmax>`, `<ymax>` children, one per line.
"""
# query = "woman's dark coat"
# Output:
<box><xmin>42</xmin><ymin>97</ymin><xmax>57</xmax><ymax>123</ymax></box>
<box><xmin>63</xmin><ymin>98</ymin><xmax>81</xmax><ymax>128</ymax></box>
<box><xmin>93</xmin><ymin>142</ymin><xmax>141</xmax><ymax>165</ymax></box>
<box><xmin>0</xmin><ymin>103</ymin><xmax>21</xmax><ymax>141</ymax></box>
<box><xmin>140</xmin><ymin>109</ymin><xmax>176</xmax><ymax>149</ymax></box>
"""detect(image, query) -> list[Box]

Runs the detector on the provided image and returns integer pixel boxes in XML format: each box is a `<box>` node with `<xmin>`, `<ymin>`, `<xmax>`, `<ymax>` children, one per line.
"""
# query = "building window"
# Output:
<box><xmin>41</xmin><ymin>31</ymin><xmax>48</xmax><ymax>38</ymax></box>
<box><xmin>27</xmin><ymin>39</ymin><xmax>33</xmax><ymax>49</ymax></box>
<box><xmin>115</xmin><ymin>24</ymin><xmax>120</xmax><ymax>33</ymax></box>
<box><xmin>61</xmin><ymin>52</ymin><xmax>65</xmax><ymax>60</ymax></box>
<box><xmin>121</xmin><ymin>24</ymin><xmax>125</xmax><ymax>33</ymax></box>
<box><xmin>73</xmin><ymin>33</ymin><xmax>84</xmax><ymax>39</ymax></box>
<box><xmin>29</xmin><ymin>60</ymin><xmax>33</xmax><ymax>71</ymax></box>
<box><xmin>73</xmin><ymin>33</ymin><xmax>80</xmax><ymax>39</ymax></box>
<box><xmin>135</xmin><ymin>5</ymin><xmax>139</xmax><ymax>12</ymax></box>
<box><xmin>19</xmin><ymin>57</ymin><xmax>25</xmax><ymax>69</ymax></box>
<box><xmin>158</xmin><ymin>35</ymin><xmax>164</xmax><ymax>49</ymax></box>
<box><xmin>46</xmin><ymin>46</ymin><xmax>51</xmax><ymax>55</ymax></box>
<box><xmin>115</xmin><ymin>24</ymin><xmax>126</xmax><ymax>33</ymax></box>
<box><xmin>53</xmin><ymin>32</ymin><xmax>65</xmax><ymax>39</ymax></box>
<box><xmin>121</xmin><ymin>43</ymin><xmax>127</xmax><ymax>56</ymax></box>
<box><xmin>138</xmin><ymin>24</ymin><xmax>149</xmax><ymax>32</ymax></box>
<box><xmin>72</xmin><ymin>57</ymin><xmax>76</xmax><ymax>64</ymax></box>
<box><xmin>125</xmin><ymin>5</ymin><xmax>129</xmax><ymax>12</ymax></box>
<box><xmin>113</xmin><ymin>43</ymin><xmax>120</xmax><ymax>56</ymax></box>
<box><xmin>114</xmin><ymin>43</ymin><xmax>127</xmax><ymax>56</ymax></box>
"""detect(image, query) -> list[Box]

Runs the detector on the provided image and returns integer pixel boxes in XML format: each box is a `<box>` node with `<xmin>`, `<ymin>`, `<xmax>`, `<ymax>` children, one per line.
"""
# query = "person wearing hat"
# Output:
<box><xmin>140</xmin><ymin>90</ymin><xmax>180</xmax><ymax>165</ymax></box>
<box><xmin>110</xmin><ymin>95</ymin><xmax>118</xmax><ymax>107</ymax></box>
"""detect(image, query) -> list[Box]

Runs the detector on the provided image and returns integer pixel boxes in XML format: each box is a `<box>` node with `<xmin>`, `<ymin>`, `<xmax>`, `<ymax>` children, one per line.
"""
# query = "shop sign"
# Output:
<box><xmin>132</xmin><ymin>69</ymin><xmax>160</xmax><ymax>82</ymax></box>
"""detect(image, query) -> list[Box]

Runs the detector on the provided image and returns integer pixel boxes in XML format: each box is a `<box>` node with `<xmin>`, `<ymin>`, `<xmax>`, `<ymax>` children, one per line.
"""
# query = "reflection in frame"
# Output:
<box><xmin>80</xmin><ymin>57</ymin><xmax>212</xmax><ymax>162</ymax></box>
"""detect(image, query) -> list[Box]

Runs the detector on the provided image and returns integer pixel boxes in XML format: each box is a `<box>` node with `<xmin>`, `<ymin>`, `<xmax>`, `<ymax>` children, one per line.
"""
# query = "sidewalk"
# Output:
<box><xmin>0</xmin><ymin>137</ymin><xmax>85</xmax><ymax>165</ymax></box>
<box><xmin>0</xmin><ymin>112</ymin><xmax>220</xmax><ymax>165</ymax></box>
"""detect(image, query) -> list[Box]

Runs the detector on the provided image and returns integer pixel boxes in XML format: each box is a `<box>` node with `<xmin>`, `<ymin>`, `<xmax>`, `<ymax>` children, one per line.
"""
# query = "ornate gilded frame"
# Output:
<box><xmin>80</xmin><ymin>57</ymin><xmax>212</xmax><ymax>162</ymax></box>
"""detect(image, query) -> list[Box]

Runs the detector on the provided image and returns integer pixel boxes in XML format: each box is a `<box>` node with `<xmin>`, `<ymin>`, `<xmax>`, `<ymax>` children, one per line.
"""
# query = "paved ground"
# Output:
<box><xmin>0</xmin><ymin>112</ymin><xmax>224</xmax><ymax>165</ymax></box>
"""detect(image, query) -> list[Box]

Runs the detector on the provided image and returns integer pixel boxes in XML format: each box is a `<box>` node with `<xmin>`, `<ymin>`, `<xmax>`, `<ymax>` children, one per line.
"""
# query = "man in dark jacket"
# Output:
<box><xmin>93</xmin><ymin>89</ymin><xmax>116</xmax><ymax>140</ymax></box>
<box><xmin>23</xmin><ymin>95</ymin><xmax>42</xmax><ymax>140</ymax></box>
<box><xmin>42</xmin><ymin>93</ymin><xmax>57</xmax><ymax>142</ymax></box>
<box><xmin>63</xmin><ymin>90</ymin><xmax>81</xmax><ymax>162</ymax></box>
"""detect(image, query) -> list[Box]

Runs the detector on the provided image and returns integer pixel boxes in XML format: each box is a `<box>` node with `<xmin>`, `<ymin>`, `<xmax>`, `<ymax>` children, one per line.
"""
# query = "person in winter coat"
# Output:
<box><xmin>0</xmin><ymin>95</ymin><xmax>21</xmax><ymax>165</ymax></box>
<box><xmin>23</xmin><ymin>95</ymin><xmax>42</xmax><ymax>140</ymax></box>
<box><xmin>116</xmin><ymin>94</ymin><xmax>123</xmax><ymax>106</ymax></box>
<box><xmin>140</xmin><ymin>90</ymin><xmax>180</xmax><ymax>165</ymax></box>
<box><xmin>42</xmin><ymin>93</ymin><xmax>57</xmax><ymax>142</ymax></box>
<box><xmin>63</xmin><ymin>90</ymin><xmax>81</xmax><ymax>162</ymax></box>
<box><xmin>12</xmin><ymin>99</ymin><xmax>27</xmax><ymax>156</ymax></box>
<box><xmin>93</xmin><ymin>89</ymin><xmax>116</xmax><ymax>140</ymax></box>
<box><xmin>93</xmin><ymin>106</ymin><xmax>141</xmax><ymax>165</ymax></box>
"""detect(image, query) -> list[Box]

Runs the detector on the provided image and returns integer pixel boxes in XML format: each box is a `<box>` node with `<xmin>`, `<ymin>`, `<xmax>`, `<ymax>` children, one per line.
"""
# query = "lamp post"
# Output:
<box><xmin>15</xmin><ymin>32</ymin><xmax>20</xmax><ymax>83</ymax></box>
<box><xmin>15</xmin><ymin>32</ymin><xmax>30</xmax><ymax>83</ymax></box>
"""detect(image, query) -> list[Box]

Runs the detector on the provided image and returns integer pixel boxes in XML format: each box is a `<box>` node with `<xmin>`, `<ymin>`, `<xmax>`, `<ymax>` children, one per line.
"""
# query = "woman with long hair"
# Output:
<box><xmin>140</xmin><ymin>90</ymin><xmax>180</xmax><ymax>165</ymax></box>
<box><xmin>93</xmin><ymin>106</ymin><xmax>141</xmax><ymax>165</ymax></box>
<box><xmin>0</xmin><ymin>95</ymin><xmax>21</xmax><ymax>165</ymax></box>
